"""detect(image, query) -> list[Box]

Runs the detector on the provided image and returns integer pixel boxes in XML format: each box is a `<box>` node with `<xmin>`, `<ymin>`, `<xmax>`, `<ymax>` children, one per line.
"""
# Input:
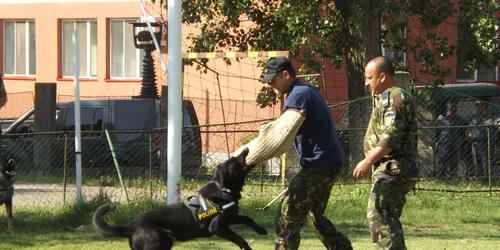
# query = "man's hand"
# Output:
<box><xmin>353</xmin><ymin>158</ymin><xmax>372</xmax><ymax>179</ymax></box>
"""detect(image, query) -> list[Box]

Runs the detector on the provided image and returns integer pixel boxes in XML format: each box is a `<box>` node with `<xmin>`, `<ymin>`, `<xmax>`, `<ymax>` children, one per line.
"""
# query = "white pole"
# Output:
<box><xmin>73</xmin><ymin>30</ymin><xmax>83</xmax><ymax>204</ymax></box>
<box><xmin>167</xmin><ymin>0</ymin><xmax>182</xmax><ymax>204</ymax></box>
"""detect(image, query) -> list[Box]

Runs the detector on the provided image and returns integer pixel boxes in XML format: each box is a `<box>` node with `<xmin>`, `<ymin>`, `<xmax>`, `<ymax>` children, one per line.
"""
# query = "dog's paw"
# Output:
<box><xmin>255</xmin><ymin>226</ymin><xmax>267</xmax><ymax>235</ymax></box>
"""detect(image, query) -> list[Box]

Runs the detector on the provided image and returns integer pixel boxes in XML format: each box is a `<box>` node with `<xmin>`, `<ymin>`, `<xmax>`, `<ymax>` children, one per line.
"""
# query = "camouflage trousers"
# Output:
<box><xmin>274</xmin><ymin>167</ymin><xmax>352</xmax><ymax>250</ymax></box>
<box><xmin>368</xmin><ymin>160</ymin><xmax>417</xmax><ymax>250</ymax></box>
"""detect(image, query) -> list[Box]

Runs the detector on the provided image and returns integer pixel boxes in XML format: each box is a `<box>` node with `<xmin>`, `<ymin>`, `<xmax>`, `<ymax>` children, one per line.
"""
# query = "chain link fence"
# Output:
<box><xmin>1</xmin><ymin>80</ymin><xmax>499</xmax><ymax>207</ymax></box>
<box><xmin>413</xmin><ymin>80</ymin><xmax>500</xmax><ymax>192</ymax></box>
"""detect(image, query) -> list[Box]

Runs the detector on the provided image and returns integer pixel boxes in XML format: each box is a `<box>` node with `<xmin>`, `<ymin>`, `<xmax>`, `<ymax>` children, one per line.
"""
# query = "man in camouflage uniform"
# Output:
<box><xmin>254</xmin><ymin>57</ymin><xmax>352</xmax><ymax>250</ymax></box>
<box><xmin>468</xmin><ymin>101</ymin><xmax>497</xmax><ymax>181</ymax></box>
<box><xmin>353</xmin><ymin>56</ymin><xmax>418</xmax><ymax>250</ymax></box>
<box><xmin>435</xmin><ymin>102</ymin><xmax>467</xmax><ymax>179</ymax></box>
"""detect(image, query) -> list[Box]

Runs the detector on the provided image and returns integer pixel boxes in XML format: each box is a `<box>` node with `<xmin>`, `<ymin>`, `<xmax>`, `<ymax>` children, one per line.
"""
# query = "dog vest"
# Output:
<box><xmin>184</xmin><ymin>187</ymin><xmax>236</xmax><ymax>221</ymax></box>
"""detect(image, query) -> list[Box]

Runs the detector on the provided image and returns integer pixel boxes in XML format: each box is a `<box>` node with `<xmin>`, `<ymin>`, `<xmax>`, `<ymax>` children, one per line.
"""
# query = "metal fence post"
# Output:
<box><xmin>105</xmin><ymin>129</ymin><xmax>130</xmax><ymax>204</ymax></box>
<box><xmin>63</xmin><ymin>134</ymin><xmax>68</xmax><ymax>204</ymax></box>
<box><xmin>487</xmin><ymin>127</ymin><xmax>491</xmax><ymax>196</ymax></box>
<box><xmin>149</xmin><ymin>133</ymin><xmax>153</xmax><ymax>199</ymax></box>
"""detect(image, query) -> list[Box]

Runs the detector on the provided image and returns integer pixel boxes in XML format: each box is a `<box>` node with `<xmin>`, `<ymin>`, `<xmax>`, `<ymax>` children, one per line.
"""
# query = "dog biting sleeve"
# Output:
<box><xmin>233</xmin><ymin>109</ymin><xmax>305</xmax><ymax>166</ymax></box>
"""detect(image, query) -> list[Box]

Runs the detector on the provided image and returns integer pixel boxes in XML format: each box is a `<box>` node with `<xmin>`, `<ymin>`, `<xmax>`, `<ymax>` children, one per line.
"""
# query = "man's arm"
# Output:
<box><xmin>232</xmin><ymin>108</ymin><xmax>305</xmax><ymax>166</ymax></box>
<box><xmin>353</xmin><ymin>146</ymin><xmax>392</xmax><ymax>179</ymax></box>
<box><xmin>353</xmin><ymin>90</ymin><xmax>410</xmax><ymax>179</ymax></box>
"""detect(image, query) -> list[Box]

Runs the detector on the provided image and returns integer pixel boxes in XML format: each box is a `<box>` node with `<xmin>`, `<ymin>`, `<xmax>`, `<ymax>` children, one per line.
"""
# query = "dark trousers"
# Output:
<box><xmin>368</xmin><ymin>158</ymin><xmax>417</xmax><ymax>250</ymax></box>
<box><xmin>471</xmin><ymin>141</ymin><xmax>490</xmax><ymax>179</ymax></box>
<box><xmin>274</xmin><ymin>168</ymin><xmax>352</xmax><ymax>250</ymax></box>
<box><xmin>436</xmin><ymin>145</ymin><xmax>459</xmax><ymax>179</ymax></box>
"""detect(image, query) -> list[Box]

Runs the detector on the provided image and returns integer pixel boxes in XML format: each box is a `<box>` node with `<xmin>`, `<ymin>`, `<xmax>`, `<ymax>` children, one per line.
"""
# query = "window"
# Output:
<box><xmin>456</xmin><ymin>58</ymin><xmax>498</xmax><ymax>81</ymax></box>
<box><xmin>381</xmin><ymin>25</ymin><xmax>407</xmax><ymax>69</ymax></box>
<box><xmin>62</xmin><ymin>20</ymin><xmax>97</xmax><ymax>78</ymax></box>
<box><xmin>382</xmin><ymin>45</ymin><xmax>406</xmax><ymax>67</ymax></box>
<box><xmin>456</xmin><ymin>38</ymin><xmax>498</xmax><ymax>81</ymax></box>
<box><xmin>110</xmin><ymin>19</ymin><xmax>144</xmax><ymax>78</ymax></box>
<box><xmin>58</xmin><ymin>107</ymin><xmax>103</xmax><ymax>134</ymax></box>
<box><xmin>3</xmin><ymin>20</ymin><xmax>36</xmax><ymax>76</ymax></box>
<box><xmin>456</xmin><ymin>14</ymin><xmax>498</xmax><ymax>81</ymax></box>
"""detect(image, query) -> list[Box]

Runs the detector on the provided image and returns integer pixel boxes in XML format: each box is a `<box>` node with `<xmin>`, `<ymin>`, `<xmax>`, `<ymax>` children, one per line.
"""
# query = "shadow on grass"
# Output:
<box><xmin>0</xmin><ymin>232</ymin><xmax>125</xmax><ymax>249</ymax></box>
<box><xmin>0</xmin><ymin>192</ymin><xmax>164</xmax><ymax>234</ymax></box>
<box><xmin>0</xmin><ymin>189</ymin><xmax>498</xmax><ymax>249</ymax></box>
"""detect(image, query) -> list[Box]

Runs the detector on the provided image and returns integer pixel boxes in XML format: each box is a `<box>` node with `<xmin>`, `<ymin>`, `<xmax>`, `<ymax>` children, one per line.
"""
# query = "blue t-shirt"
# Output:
<box><xmin>283</xmin><ymin>79</ymin><xmax>346</xmax><ymax>173</ymax></box>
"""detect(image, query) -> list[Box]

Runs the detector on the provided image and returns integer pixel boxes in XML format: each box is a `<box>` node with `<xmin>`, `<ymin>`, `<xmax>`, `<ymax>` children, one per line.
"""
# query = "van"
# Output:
<box><xmin>3</xmin><ymin>98</ymin><xmax>202</xmax><ymax>176</ymax></box>
<box><xmin>416</xmin><ymin>82</ymin><xmax>500</xmax><ymax>178</ymax></box>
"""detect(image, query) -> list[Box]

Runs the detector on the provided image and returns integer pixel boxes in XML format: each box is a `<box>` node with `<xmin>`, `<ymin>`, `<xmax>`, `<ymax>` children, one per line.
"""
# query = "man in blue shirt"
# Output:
<box><xmin>243</xmin><ymin>57</ymin><xmax>352</xmax><ymax>250</ymax></box>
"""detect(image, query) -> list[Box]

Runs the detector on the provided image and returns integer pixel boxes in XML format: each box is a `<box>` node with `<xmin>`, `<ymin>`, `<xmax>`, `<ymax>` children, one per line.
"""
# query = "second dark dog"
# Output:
<box><xmin>0</xmin><ymin>158</ymin><xmax>15</xmax><ymax>232</ymax></box>
<box><xmin>93</xmin><ymin>148</ymin><xmax>267</xmax><ymax>250</ymax></box>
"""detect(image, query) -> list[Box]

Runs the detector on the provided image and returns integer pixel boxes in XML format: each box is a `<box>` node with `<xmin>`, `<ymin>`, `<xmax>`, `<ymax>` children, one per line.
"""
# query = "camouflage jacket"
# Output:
<box><xmin>364</xmin><ymin>86</ymin><xmax>418</xmax><ymax>162</ymax></box>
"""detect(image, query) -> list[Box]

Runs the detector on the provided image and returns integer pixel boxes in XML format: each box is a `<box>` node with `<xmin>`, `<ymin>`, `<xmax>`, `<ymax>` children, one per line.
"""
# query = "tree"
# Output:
<box><xmin>153</xmin><ymin>0</ymin><xmax>499</xmax><ymax>165</ymax></box>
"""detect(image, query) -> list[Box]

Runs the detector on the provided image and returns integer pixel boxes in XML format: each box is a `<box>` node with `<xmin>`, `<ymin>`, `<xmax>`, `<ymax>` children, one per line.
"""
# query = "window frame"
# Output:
<box><xmin>2</xmin><ymin>20</ymin><xmax>36</xmax><ymax>76</ymax></box>
<box><xmin>61</xmin><ymin>20</ymin><xmax>97</xmax><ymax>78</ymax></box>
<box><xmin>109</xmin><ymin>19</ymin><xmax>144</xmax><ymax>79</ymax></box>
<box><xmin>456</xmin><ymin>67</ymin><xmax>499</xmax><ymax>82</ymax></box>
<box><xmin>381</xmin><ymin>25</ymin><xmax>407</xmax><ymax>69</ymax></box>
<box><xmin>456</xmin><ymin>17</ymin><xmax>499</xmax><ymax>82</ymax></box>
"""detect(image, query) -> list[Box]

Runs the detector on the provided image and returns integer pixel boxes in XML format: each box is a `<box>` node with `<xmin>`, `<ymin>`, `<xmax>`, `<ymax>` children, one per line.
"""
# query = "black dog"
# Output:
<box><xmin>93</xmin><ymin>148</ymin><xmax>267</xmax><ymax>250</ymax></box>
<box><xmin>0</xmin><ymin>158</ymin><xmax>15</xmax><ymax>232</ymax></box>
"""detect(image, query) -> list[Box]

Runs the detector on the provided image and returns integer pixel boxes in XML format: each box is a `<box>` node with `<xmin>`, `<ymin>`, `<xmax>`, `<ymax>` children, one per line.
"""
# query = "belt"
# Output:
<box><xmin>374</xmin><ymin>154</ymin><xmax>417</xmax><ymax>167</ymax></box>
<box><xmin>373</xmin><ymin>158</ymin><xmax>391</xmax><ymax>168</ymax></box>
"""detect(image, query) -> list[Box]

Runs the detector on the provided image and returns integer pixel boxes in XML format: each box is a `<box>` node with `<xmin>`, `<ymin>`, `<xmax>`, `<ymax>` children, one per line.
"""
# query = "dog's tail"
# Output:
<box><xmin>93</xmin><ymin>203</ymin><xmax>129</xmax><ymax>237</ymax></box>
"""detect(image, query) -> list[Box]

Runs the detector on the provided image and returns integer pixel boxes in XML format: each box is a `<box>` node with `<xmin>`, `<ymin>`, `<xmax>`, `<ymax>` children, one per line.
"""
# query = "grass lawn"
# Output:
<box><xmin>0</xmin><ymin>183</ymin><xmax>498</xmax><ymax>250</ymax></box>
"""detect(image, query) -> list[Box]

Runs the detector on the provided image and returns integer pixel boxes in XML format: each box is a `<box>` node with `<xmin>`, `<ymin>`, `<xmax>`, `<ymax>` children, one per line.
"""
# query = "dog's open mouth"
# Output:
<box><xmin>5</xmin><ymin>171</ymin><xmax>15</xmax><ymax>177</ymax></box>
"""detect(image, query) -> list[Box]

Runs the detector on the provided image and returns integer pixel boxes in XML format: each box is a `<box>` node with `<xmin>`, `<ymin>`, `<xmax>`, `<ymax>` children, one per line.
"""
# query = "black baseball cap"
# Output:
<box><xmin>260</xmin><ymin>57</ymin><xmax>294</xmax><ymax>83</ymax></box>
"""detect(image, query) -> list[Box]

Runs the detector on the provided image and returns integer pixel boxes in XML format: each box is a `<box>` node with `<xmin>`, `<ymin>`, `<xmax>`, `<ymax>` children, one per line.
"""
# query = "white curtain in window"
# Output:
<box><xmin>63</xmin><ymin>21</ymin><xmax>74</xmax><ymax>76</ymax></box>
<box><xmin>76</xmin><ymin>22</ymin><xmax>88</xmax><ymax>77</ymax></box>
<box><xmin>110</xmin><ymin>19</ymin><xmax>143</xmax><ymax>78</ymax></box>
<box><xmin>15</xmin><ymin>22</ymin><xmax>27</xmax><ymax>75</ymax></box>
<box><xmin>111</xmin><ymin>20</ymin><xmax>124</xmax><ymax>77</ymax></box>
<box><xmin>29</xmin><ymin>21</ymin><xmax>36</xmax><ymax>76</ymax></box>
<box><xmin>90</xmin><ymin>21</ymin><xmax>97</xmax><ymax>77</ymax></box>
<box><xmin>124</xmin><ymin>22</ymin><xmax>140</xmax><ymax>78</ymax></box>
<box><xmin>3</xmin><ymin>21</ymin><xmax>35</xmax><ymax>76</ymax></box>
<box><xmin>3</xmin><ymin>22</ymin><xmax>15</xmax><ymax>74</ymax></box>
<box><xmin>62</xmin><ymin>20</ymin><xmax>97</xmax><ymax>77</ymax></box>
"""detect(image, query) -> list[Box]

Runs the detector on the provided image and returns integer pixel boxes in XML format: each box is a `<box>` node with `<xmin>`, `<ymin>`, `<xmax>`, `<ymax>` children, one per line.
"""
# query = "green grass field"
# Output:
<box><xmin>0</xmin><ymin>183</ymin><xmax>498</xmax><ymax>250</ymax></box>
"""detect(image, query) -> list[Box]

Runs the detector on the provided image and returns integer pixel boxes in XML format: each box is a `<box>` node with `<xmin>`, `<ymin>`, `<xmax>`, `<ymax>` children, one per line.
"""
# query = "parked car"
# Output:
<box><xmin>2</xmin><ymin>98</ymin><xmax>203</xmax><ymax>176</ymax></box>
<box><xmin>415</xmin><ymin>82</ymin><xmax>500</xmax><ymax>178</ymax></box>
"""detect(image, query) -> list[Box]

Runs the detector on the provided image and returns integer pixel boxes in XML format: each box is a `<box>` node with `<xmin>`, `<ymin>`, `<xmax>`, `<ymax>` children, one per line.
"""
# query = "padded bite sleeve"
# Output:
<box><xmin>233</xmin><ymin>109</ymin><xmax>305</xmax><ymax>165</ymax></box>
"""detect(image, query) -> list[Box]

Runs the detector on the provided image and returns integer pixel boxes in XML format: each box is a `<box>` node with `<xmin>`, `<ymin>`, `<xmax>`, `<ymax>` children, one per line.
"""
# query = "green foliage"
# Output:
<box><xmin>457</xmin><ymin>0</ymin><xmax>500</xmax><ymax>76</ymax></box>
<box><xmin>256</xmin><ymin>86</ymin><xmax>278</xmax><ymax>108</ymax></box>
<box><xmin>157</xmin><ymin>0</ymin><xmax>499</xmax><ymax>103</ymax></box>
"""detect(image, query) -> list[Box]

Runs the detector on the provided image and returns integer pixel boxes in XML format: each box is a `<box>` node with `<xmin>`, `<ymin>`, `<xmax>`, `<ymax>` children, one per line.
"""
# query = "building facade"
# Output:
<box><xmin>0</xmin><ymin>0</ymin><xmax>498</xmax><ymax>118</ymax></box>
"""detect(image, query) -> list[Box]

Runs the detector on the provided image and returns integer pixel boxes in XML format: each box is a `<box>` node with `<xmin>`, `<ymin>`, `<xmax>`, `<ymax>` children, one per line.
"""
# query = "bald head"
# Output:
<box><xmin>367</xmin><ymin>56</ymin><xmax>395</xmax><ymax>77</ymax></box>
<box><xmin>364</xmin><ymin>56</ymin><xmax>398</xmax><ymax>94</ymax></box>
